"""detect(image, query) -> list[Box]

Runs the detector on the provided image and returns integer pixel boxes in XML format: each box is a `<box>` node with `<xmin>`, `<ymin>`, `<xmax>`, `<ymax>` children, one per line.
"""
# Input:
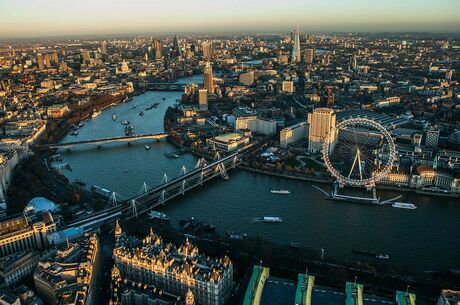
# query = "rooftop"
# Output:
<box><xmin>214</xmin><ymin>133</ymin><xmax>243</xmax><ymax>143</ymax></box>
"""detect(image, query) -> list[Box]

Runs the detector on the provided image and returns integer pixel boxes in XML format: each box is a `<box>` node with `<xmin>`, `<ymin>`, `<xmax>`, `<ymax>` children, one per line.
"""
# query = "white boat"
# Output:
<box><xmin>391</xmin><ymin>202</ymin><xmax>417</xmax><ymax>209</ymax></box>
<box><xmin>148</xmin><ymin>210</ymin><xmax>169</xmax><ymax>221</ymax></box>
<box><xmin>145</xmin><ymin>145</ymin><xmax>150</xmax><ymax>150</ymax></box>
<box><xmin>91</xmin><ymin>110</ymin><xmax>102</xmax><ymax>118</ymax></box>
<box><xmin>261</xmin><ymin>216</ymin><xmax>283</xmax><ymax>223</ymax></box>
<box><xmin>376</xmin><ymin>253</ymin><xmax>391</xmax><ymax>260</ymax></box>
<box><xmin>112</xmin><ymin>114</ymin><xmax>117</xmax><ymax>121</ymax></box>
<box><xmin>270</xmin><ymin>189</ymin><xmax>290</xmax><ymax>195</ymax></box>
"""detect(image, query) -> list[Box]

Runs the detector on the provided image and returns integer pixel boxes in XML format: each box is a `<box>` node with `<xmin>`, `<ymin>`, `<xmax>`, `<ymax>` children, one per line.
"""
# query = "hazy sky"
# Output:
<box><xmin>1</xmin><ymin>0</ymin><xmax>459</xmax><ymax>38</ymax></box>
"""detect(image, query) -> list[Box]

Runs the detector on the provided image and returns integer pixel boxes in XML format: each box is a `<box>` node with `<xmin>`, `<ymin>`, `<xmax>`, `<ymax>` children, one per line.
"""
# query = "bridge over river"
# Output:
<box><xmin>66</xmin><ymin>150</ymin><xmax>248</xmax><ymax>230</ymax></box>
<box><xmin>38</xmin><ymin>132</ymin><xmax>168</xmax><ymax>149</ymax></box>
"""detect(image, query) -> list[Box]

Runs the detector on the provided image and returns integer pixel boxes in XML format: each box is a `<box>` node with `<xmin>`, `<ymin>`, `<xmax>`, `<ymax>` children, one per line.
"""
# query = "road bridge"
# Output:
<box><xmin>147</xmin><ymin>83</ymin><xmax>186</xmax><ymax>91</ymax></box>
<box><xmin>38</xmin><ymin>132</ymin><xmax>168</xmax><ymax>149</ymax></box>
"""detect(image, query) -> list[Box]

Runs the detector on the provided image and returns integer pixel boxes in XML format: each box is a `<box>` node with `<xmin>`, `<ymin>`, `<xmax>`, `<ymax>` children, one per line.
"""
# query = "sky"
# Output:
<box><xmin>1</xmin><ymin>0</ymin><xmax>460</xmax><ymax>38</ymax></box>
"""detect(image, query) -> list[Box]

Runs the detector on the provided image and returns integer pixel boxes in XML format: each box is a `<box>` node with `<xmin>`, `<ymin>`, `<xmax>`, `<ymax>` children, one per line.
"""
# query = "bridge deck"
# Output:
<box><xmin>40</xmin><ymin>132</ymin><xmax>168</xmax><ymax>148</ymax></box>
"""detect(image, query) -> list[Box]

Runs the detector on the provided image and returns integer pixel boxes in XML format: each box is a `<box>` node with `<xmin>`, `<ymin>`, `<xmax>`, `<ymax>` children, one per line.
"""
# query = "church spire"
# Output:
<box><xmin>115</xmin><ymin>219</ymin><xmax>122</xmax><ymax>239</ymax></box>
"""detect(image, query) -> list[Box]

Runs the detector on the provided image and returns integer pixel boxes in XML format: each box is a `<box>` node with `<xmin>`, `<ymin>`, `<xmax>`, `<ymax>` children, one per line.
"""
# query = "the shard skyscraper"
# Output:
<box><xmin>291</xmin><ymin>26</ymin><xmax>301</xmax><ymax>63</ymax></box>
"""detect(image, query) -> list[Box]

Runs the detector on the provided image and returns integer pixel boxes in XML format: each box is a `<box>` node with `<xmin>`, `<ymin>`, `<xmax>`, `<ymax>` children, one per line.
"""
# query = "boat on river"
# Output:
<box><xmin>270</xmin><ymin>189</ymin><xmax>290</xmax><ymax>195</ymax></box>
<box><xmin>260</xmin><ymin>216</ymin><xmax>283</xmax><ymax>223</ymax></box>
<box><xmin>148</xmin><ymin>210</ymin><xmax>169</xmax><ymax>221</ymax></box>
<box><xmin>226</xmin><ymin>230</ymin><xmax>247</xmax><ymax>240</ymax></box>
<box><xmin>392</xmin><ymin>202</ymin><xmax>417</xmax><ymax>209</ymax></box>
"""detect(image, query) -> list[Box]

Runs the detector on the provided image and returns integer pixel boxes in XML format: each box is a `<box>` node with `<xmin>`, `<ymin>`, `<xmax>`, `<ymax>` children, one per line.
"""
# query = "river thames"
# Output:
<box><xmin>54</xmin><ymin>74</ymin><xmax>459</xmax><ymax>275</ymax></box>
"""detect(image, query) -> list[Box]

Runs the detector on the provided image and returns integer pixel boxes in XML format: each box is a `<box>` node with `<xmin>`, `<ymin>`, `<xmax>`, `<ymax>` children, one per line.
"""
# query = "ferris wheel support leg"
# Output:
<box><xmin>357</xmin><ymin>149</ymin><xmax>363</xmax><ymax>181</ymax></box>
<box><xmin>348</xmin><ymin>150</ymin><xmax>360</xmax><ymax>179</ymax></box>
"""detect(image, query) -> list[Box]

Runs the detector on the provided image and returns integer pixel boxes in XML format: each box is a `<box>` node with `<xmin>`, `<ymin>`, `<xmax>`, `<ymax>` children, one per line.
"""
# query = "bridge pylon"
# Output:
<box><xmin>140</xmin><ymin>182</ymin><xmax>149</xmax><ymax>194</ymax></box>
<box><xmin>180</xmin><ymin>180</ymin><xmax>186</xmax><ymax>195</ymax></box>
<box><xmin>200</xmin><ymin>170</ymin><xmax>204</xmax><ymax>185</ymax></box>
<box><xmin>214</xmin><ymin>151</ymin><xmax>221</xmax><ymax>160</ymax></box>
<box><xmin>158</xmin><ymin>189</ymin><xmax>167</xmax><ymax>205</ymax></box>
<box><xmin>109</xmin><ymin>192</ymin><xmax>118</xmax><ymax>206</ymax></box>
<box><xmin>161</xmin><ymin>173</ymin><xmax>169</xmax><ymax>184</ymax></box>
<box><xmin>180</xmin><ymin>165</ymin><xmax>188</xmax><ymax>176</ymax></box>
<box><xmin>232</xmin><ymin>156</ymin><xmax>239</xmax><ymax>167</ymax></box>
<box><xmin>215</xmin><ymin>163</ymin><xmax>229</xmax><ymax>179</ymax></box>
<box><xmin>195</xmin><ymin>158</ymin><xmax>207</xmax><ymax>169</ymax></box>
<box><xmin>131</xmin><ymin>199</ymin><xmax>138</xmax><ymax>218</ymax></box>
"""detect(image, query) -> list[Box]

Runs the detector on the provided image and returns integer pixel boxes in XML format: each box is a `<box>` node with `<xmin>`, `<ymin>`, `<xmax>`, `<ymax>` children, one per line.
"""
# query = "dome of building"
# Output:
<box><xmin>447</xmin><ymin>131</ymin><xmax>460</xmax><ymax>151</ymax></box>
<box><xmin>448</xmin><ymin>131</ymin><xmax>460</xmax><ymax>144</ymax></box>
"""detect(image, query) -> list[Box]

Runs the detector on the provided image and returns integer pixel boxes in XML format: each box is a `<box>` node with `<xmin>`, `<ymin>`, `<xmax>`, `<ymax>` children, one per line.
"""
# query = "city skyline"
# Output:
<box><xmin>1</xmin><ymin>0</ymin><xmax>460</xmax><ymax>38</ymax></box>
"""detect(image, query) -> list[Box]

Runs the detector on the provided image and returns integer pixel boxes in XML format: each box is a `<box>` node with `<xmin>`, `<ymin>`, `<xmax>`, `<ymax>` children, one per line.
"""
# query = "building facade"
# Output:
<box><xmin>0</xmin><ymin>251</ymin><xmax>40</xmax><ymax>287</ymax></box>
<box><xmin>235</xmin><ymin>116</ymin><xmax>276</xmax><ymax>136</ymax></box>
<box><xmin>0</xmin><ymin>212</ymin><xmax>56</xmax><ymax>258</ymax></box>
<box><xmin>280</xmin><ymin>122</ymin><xmax>308</xmax><ymax>147</ymax></box>
<box><xmin>198</xmin><ymin>89</ymin><xmax>208</xmax><ymax>111</ymax></box>
<box><xmin>203</xmin><ymin>62</ymin><xmax>214</xmax><ymax>94</ymax></box>
<box><xmin>34</xmin><ymin>234</ymin><xmax>100</xmax><ymax>305</ymax></box>
<box><xmin>426</xmin><ymin>127</ymin><xmax>441</xmax><ymax>150</ymax></box>
<box><xmin>308</xmin><ymin>108</ymin><xmax>336</xmax><ymax>153</ymax></box>
<box><xmin>113</xmin><ymin>224</ymin><xmax>233</xmax><ymax>305</ymax></box>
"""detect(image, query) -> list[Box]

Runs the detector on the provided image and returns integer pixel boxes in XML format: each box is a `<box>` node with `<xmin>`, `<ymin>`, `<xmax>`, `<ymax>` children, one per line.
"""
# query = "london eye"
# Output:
<box><xmin>322</xmin><ymin>117</ymin><xmax>396</xmax><ymax>188</ymax></box>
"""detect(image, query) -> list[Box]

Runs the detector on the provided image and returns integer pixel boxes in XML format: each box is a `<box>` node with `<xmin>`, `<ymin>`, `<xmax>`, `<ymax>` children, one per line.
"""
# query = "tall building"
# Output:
<box><xmin>291</xmin><ymin>26</ymin><xmax>301</xmax><ymax>63</ymax></box>
<box><xmin>173</xmin><ymin>35</ymin><xmax>182</xmax><ymax>58</ymax></box>
<box><xmin>203</xmin><ymin>62</ymin><xmax>214</xmax><ymax>94</ymax></box>
<box><xmin>325</xmin><ymin>86</ymin><xmax>334</xmax><ymax>108</ymax></box>
<box><xmin>202</xmin><ymin>41</ymin><xmax>213</xmax><ymax>60</ymax></box>
<box><xmin>350</xmin><ymin>55</ymin><xmax>358</xmax><ymax>71</ymax></box>
<box><xmin>44</xmin><ymin>53</ymin><xmax>51</xmax><ymax>68</ymax></box>
<box><xmin>304</xmin><ymin>48</ymin><xmax>314</xmax><ymax>64</ymax></box>
<box><xmin>81</xmin><ymin>50</ymin><xmax>91</xmax><ymax>62</ymax></box>
<box><xmin>198</xmin><ymin>88</ymin><xmax>208</xmax><ymax>111</ymax></box>
<box><xmin>426</xmin><ymin>127</ymin><xmax>440</xmax><ymax>150</ymax></box>
<box><xmin>0</xmin><ymin>212</ymin><xmax>57</xmax><ymax>257</ymax></box>
<box><xmin>36</xmin><ymin>54</ymin><xmax>44</xmax><ymax>70</ymax></box>
<box><xmin>101</xmin><ymin>40</ymin><xmax>107</xmax><ymax>54</ymax></box>
<box><xmin>308</xmin><ymin>108</ymin><xmax>336</xmax><ymax>153</ymax></box>
<box><xmin>152</xmin><ymin>39</ymin><xmax>162</xmax><ymax>59</ymax></box>
<box><xmin>113</xmin><ymin>224</ymin><xmax>233</xmax><ymax>305</ymax></box>
<box><xmin>50</xmin><ymin>52</ymin><xmax>59</xmax><ymax>65</ymax></box>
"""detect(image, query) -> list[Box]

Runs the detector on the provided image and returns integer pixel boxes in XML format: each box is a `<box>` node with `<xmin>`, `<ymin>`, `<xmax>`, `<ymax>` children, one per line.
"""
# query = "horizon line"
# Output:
<box><xmin>2</xmin><ymin>29</ymin><xmax>460</xmax><ymax>41</ymax></box>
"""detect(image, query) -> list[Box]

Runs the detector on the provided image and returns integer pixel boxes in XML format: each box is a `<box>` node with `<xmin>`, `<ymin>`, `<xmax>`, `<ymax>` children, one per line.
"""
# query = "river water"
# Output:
<box><xmin>54</xmin><ymin>74</ymin><xmax>459</xmax><ymax>274</ymax></box>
